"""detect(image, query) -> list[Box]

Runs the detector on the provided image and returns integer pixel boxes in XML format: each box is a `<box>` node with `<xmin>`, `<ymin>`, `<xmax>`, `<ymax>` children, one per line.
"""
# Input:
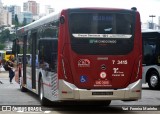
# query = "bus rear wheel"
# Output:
<box><xmin>39</xmin><ymin>78</ymin><xmax>48</xmax><ymax>106</ymax></box>
<box><xmin>148</xmin><ymin>71</ymin><xmax>160</xmax><ymax>90</ymax></box>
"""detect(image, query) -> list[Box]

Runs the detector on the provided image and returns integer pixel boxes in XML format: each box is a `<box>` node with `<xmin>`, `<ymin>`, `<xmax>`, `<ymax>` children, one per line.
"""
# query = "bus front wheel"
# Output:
<box><xmin>148</xmin><ymin>71</ymin><xmax>160</xmax><ymax>90</ymax></box>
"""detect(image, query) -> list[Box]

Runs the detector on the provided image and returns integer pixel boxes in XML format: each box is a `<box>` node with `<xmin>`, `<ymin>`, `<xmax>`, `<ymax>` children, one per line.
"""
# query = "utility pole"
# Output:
<box><xmin>149</xmin><ymin>15</ymin><xmax>156</xmax><ymax>29</ymax></box>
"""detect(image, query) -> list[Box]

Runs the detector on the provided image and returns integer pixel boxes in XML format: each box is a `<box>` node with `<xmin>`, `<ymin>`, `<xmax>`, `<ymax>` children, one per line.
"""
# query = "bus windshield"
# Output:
<box><xmin>69</xmin><ymin>12</ymin><xmax>135</xmax><ymax>55</ymax></box>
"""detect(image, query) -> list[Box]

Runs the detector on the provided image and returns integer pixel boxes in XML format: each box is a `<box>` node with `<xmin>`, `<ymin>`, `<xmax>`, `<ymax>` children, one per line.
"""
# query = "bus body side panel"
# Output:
<box><xmin>57</xmin><ymin>10</ymin><xmax>74</xmax><ymax>84</ymax></box>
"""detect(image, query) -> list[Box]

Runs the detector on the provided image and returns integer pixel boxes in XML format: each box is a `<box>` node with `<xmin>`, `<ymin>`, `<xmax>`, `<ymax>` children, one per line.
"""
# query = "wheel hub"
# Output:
<box><xmin>150</xmin><ymin>76</ymin><xmax>158</xmax><ymax>87</ymax></box>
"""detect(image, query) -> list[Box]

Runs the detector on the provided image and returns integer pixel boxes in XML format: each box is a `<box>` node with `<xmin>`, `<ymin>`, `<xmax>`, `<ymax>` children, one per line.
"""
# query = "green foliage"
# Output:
<box><xmin>0</xmin><ymin>15</ymin><xmax>19</xmax><ymax>50</ymax></box>
<box><xmin>23</xmin><ymin>17</ymin><xmax>27</xmax><ymax>26</ymax></box>
<box><xmin>0</xmin><ymin>29</ymin><xmax>10</xmax><ymax>42</ymax></box>
<box><xmin>15</xmin><ymin>15</ymin><xmax>19</xmax><ymax>24</ymax></box>
<box><xmin>0</xmin><ymin>29</ymin><xmax>16</xmax><ymax>43</ymax></box>
<box><xmin>12</xmin><ymin>14</ymin><xmax>19</xmax><ymax>27</ymax></box>
<box><xmin>0</xmin><ymin>43</ymin><xmax>5</xmax><ymax>50</ymax></box>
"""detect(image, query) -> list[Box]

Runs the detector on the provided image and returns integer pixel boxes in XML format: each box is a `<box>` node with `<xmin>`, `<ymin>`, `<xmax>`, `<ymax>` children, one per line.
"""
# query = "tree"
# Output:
<box><xmin>23</xmin><ymin>17</ymin><xmax>27</xmax><ymax>26</ymax></box>
<box><xmin>12</xmin><ymin>14</ymin><xmax>19</xmax><ymax>27</ymax></box>
<box><xmin>15</xmin><ymin>14</ymin><xmax>19</xmax><ymax>27</ymax></box>
<box><xmin>10</xmin><ymin>33</ymin><xmax>16</xmax><ymax>41</ymax></box>
<box><xmin>12</xmin><ymin>14</ymin><xmax>20</xmax><ymax>27</ymax></box>
<box><xmin>0</xmin><ymin>29</ymin><xmax>16</xmax><ymax>43</ymax></box>
<box><xmin>0</xmin><ymin>43</ymin><xmax>5</xmax><ymax>50</ymax></box>
<box><xmin>0</xmin><ymin>29</ymin><xmax>10</xmax><ymax>42</ymax></box>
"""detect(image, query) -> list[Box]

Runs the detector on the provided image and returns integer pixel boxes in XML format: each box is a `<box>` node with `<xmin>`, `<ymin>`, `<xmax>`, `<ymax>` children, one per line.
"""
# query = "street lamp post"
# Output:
<box><xmin>149</xmin><ymin>15</ymin><xmax>156</xmax><ymax>29</ymax></box>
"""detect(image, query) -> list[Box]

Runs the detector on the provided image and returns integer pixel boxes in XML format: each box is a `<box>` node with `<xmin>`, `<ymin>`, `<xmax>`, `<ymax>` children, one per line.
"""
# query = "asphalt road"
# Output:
<box><xmin>0</xmin><ymin>71</ymin><xmax>160</xmax><ymax>114</ymax></box>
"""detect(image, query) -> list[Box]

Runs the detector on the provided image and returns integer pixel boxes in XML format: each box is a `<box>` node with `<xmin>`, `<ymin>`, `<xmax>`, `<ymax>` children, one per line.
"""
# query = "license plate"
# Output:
<box><xmin>92</xmin><ymin>92</ymin><xmax>113</xmax><ymax>95</ymax></box>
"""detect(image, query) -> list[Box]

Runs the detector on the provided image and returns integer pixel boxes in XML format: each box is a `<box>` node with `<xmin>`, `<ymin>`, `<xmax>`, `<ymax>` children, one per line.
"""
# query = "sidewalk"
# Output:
<box><xmin>0</xmin><ymin>71</ymin><xmax>8</xmax><ymax>78</ymax></box>
<box><xmin>0</xmin><ymin>65</ymin><xmax>8</xmax><ymax>78</ymax></box>
<box><xmin>0</xmin><ymin>71</ymin><xmax>17</xmax><ymax>86</ymax></box>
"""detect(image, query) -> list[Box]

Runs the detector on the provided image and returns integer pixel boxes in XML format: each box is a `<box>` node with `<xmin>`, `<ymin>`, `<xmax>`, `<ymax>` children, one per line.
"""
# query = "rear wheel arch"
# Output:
<box><xmin>38</xmin><ymin>73</ymin><xmax>49</xmax><ymax>106</ymax></box>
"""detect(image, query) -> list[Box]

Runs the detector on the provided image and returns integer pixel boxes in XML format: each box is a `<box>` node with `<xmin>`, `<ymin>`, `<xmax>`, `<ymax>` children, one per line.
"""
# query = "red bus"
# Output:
<box><xmin>13</xmin><ymin>7</ymin><xmax>142</xmax><ymax>106</ymax></box>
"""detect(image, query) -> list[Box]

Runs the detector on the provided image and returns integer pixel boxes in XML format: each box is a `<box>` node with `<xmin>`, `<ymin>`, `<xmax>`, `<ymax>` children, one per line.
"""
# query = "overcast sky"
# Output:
<box><xmin>1</xmin><ymin>0</ymin><xmax>160</xmax><ymax>24</ymax></box>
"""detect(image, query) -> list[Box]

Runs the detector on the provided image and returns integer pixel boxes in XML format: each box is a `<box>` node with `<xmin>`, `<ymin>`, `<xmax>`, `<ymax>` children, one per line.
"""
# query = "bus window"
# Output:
<box><xmin>143</xmin><ymin>41</ymin><xmax>156</xmax><ymax>65</ymax></box>
<box><xmin>69</xmin><ymin>13</ymin><xmax>133</xmax><ymax>55</ymax></box>
<box><xmin>38</xmin><ymin>39</ymin><xmax>58</xmax><ymax>72</ymax></box>
<box><xmin>40</xmin><ymin>22</ymin><xmax>59</xmax><ymax>39</ymax></box>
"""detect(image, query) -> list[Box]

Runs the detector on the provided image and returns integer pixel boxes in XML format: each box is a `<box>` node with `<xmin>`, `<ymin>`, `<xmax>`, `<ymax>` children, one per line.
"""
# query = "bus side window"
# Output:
<box><xmin>38</xmin><ymin>39</ymin><xmax>57</xmax><ymax>72</ymax></box>
<box><xmin>50</xmin><ymin>52</ymin><xmax>57</xmax><ymax>72</ymax></box>
<box><xmin>143</xmin><ymin>44</ymin><xmax>152</xmax><ymax>65</ymax></box>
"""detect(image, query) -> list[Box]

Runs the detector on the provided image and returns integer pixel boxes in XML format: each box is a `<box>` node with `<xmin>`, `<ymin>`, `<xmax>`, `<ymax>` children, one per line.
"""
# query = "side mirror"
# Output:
<box><xmin>60</xmin><ymin>16</ymin><xmax>65</xmax><ymax>24</ymax></box>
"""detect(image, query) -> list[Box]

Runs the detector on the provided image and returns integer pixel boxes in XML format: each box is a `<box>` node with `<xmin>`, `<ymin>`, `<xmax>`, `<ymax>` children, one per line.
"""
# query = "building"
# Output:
<box><xmin>4</xmin><ymin>25</ymin><xmax>16</xmax><ymax>34</ymax></box>
<box><xmin>32</xmin><ymin>15</ymin><xmax>40</xmax><ymax>21</ymax></box>
<box><xmin>5</xmin><ymin>5</ymin><xmax>21</xmax><ymax>19</ymax></box>
<box><xmin>23</xmin><ymin>1</ymin><xmax>40</xmax><ymax>16</ymax></box>
<box><xmin>0</xmin><ymin>2</ymin><xmax>3</xmax><ymax>26</ymax></box>
<box><xmin>1</xmin><ymin>10</ymin><xmax>12</xmax><ymax>26</ymax></box>
<box><xmin>142</xmin><ymin>22</ymin><xmax>159</xmax><ymax>30</ymax></box>
<box><xmin>0</xmin><ymin>0</ymin><xmax>2</xmax><ymax>15</ymax></box>
<box><xmin>18</xmin><ymin>11</ymin><xmax>33</xmax><ymax>25</ymax></box>
<box><xmin>45</xmin><ymin>5</ymin><xmax>54</xmax><ymax>15</ymax></box>
<box><xmin>0</xmin><ymin>0</ymin><xmax>12</xmax><ymax>27</ymax></box>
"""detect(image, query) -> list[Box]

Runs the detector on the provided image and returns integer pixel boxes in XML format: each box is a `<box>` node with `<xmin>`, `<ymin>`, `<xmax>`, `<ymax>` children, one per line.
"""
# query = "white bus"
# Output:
<box><xmin>142</xmin><ymin>29</ymin><xmax>160</xmax><ymax>89</ymax></box>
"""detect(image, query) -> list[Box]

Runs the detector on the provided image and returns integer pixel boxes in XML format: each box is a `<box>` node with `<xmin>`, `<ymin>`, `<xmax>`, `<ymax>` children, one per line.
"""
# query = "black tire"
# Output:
<box><xmin>105</xmin><ymin>100</ymin><xmax>111</xmax><ymax>106</ymax></box>
<box><xmin>39</xmin><ymin>78</ymin><xmax>49</xmax><ymax>106</ymax></box>
<box><xmin>20</xmin><ymin>85</ymin><xmax>27</xmax><ymax>92</ymax></box>
<box><xmin>93</xmin><ymin>100</ymin><xmax>111</xmax><ymax>106</ymax></box>
<box><xmin>148</xmin><ymin>71</ymin><xmax>160</xmax><ymax>90</ymax></box>
<box><xmin>94</xmin><ymin>100</ymin><xmax>111</xmax><ymax>106</ymax></box>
